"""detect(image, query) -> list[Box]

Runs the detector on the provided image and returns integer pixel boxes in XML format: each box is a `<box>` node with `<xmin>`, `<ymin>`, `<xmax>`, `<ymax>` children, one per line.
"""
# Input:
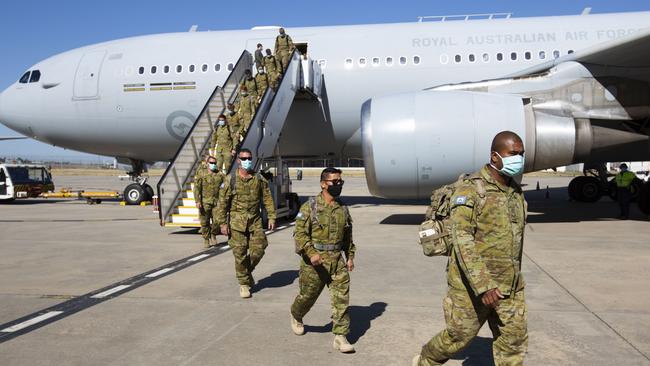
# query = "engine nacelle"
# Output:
<box><xmin>361</xmin><ymin>90</ymin><xmax>648</xmax><ymax>198</ymax></box>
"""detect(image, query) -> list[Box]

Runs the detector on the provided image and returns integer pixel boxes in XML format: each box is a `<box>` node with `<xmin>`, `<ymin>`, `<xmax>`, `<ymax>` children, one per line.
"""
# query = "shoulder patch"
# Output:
<box><xmin>220</xmin><ymin>183</ymin><xmax>225</xmax><ymax>189</ymax></box>
<box><xmin>296</xmin><ymin>212</ymin><xmax>305</xmax><ymax>220</ymax></box>
<box><xmin>454</xmin><ymin>196</ymin><xmax>467</xmax><ymax>205</ymax></box>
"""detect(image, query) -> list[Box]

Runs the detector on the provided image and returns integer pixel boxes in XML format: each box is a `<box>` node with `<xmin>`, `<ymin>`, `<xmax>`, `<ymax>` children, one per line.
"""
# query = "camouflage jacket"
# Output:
<box><xmin>240</xmin><ymin>78</ymin><xmax>258</xmax><ymax>97</ymax></box>
<box><xmin>237</xmin><ymin>95</ymin><xmax>258</xmax><ymax>117</ymax></box>
<box><xmin>274</xmin><ymin>34</ymin><xmax>295</xmax><ymax>53</ymax></box>
<box><xmin>194</xmin><ymin>170</ymin><xmax>225</xmax><ymax>206</ymax></box>
<box><xmin>294</xmin><ymin>193</ymin><xmax>356</xmax><ymax>262</ymax></box>
<box><xmin>212</xmin><ymin>124</ymin><xmax>236</xmax><ymax>152</ymax></box>
<box><xmin>255</xmin><ymin>73</ymin><xmax>269</xmax><ymax>95</ymax></box>
<box><xmin>217</xmin><ymin>171</ymin><xmax>276</xmax><ymax>232</ymax></box>
<box><xmin>447</xmin><ymin>165</ymin><xmax>527</xmax><ymax>296</ymax></box>
<box><xmin>227</xmin><ymin>112</ymin><xmax>242</xmax><ymax>141</ymax></box>
<box><xmin>264</xmin><ymin>55</ymin><xmax>281</xmax><ymax>74</ymax></box>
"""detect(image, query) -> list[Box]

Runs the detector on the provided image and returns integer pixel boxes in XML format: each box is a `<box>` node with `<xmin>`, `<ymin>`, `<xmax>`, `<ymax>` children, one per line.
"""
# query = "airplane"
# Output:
<box><xmin>0</xmin><ymin>9</ymin><xmax>649</xmax><ymax>214</ymax></box>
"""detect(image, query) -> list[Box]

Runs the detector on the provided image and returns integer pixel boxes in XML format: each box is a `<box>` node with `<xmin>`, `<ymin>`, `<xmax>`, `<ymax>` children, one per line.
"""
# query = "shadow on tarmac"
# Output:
<box><xmin>451</xmin><ymin>336</ymin><xmax>494</xmax><ymax>365</ymax></box>
<box><xmin>253</xmin><ymin>270</ymin><xmax>299</xmax><ymax>293</ymax></box>
<box><xmin>302</xmin><ymin>302</ymin><xmax>388</xmax><ymax>344</ymax></box>
<box><xmin>0</xmin><ymin>199</ymin><xmax>69</xmax><ymax>205</ymax></box>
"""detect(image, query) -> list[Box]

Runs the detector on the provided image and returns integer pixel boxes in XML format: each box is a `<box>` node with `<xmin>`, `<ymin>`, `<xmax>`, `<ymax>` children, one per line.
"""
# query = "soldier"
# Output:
<box><xmin>255</xmin><ymin>66</ymin><xmax>270</xmax><ymax>97</ymax></box>
<box><xmin>615</xmin><ymin>163</ymin><xmax>637</xmax><ymax>219</ymax></box>
<box><xmin>193</xmin><ymin>155</ymin><xmax>225</xmax><ymax>248</ymax></box>
<box><xmin>211</xmin><ymin>114</ymin><xmax>237</xmax><ymax>173</ymax></box>
<box><xmin>226</xmin><ymin>103</ymin><xmax>243</xmax><ymax>145</ymax></box>
<box><xmin>237</xmin><ymin>86</ymin><xmax>258</xmax><ymax>134</ymax></box>
<box><xmin>264</xmin><ymin>49</ymin><xmax>282</xmax><ymax>90</ymax></box>
<box><xmin>254</xmin><ymin>43</ymin><xmax>265</xmax><ymax>70</ymax></box>
<box><xmin>240</xmin><ymin>69</ymin><xmax>258</xmax><ymax>99</ymax></box>
<box><xmin>290</xmin><ymin>167</ymin><xmax>356</xmax><ymax>353</ymax></box>
<box><xmin>274</xmin><ymin>27</ymin><xmax>295</xmax><ymax>71</ymax></box>
<box><xmin>413</xmin><ymin>131</ymin><xmax>528</xmax><ymax>366</ymax></box>
<box><xmin>218</xmin><ymin>148</ymin><xmax>276</xmax><ymax>299</ymax></box>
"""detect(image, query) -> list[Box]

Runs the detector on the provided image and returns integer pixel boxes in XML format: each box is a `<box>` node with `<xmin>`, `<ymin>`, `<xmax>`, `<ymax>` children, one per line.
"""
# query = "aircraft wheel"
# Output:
<box><xmin>124</xmin><ymin>183</ymin><xmax>146</xmax><ymax>205</ymax></box>
<box><xmin>568</xmin><ymin>176</ymin><xmax>602</xmax><ymax>202</ymax></box>
<box><xmin>638</xmin><ymin>181</ymin><xmax>650</xmax><ymax>215</ymax></box>
<box><xmin>286</xmin><ymin>193</ymin><xmax>301</xmax><ymax>220</ymax></box>
<box><xmin>630</xmin><ymin>178</ymin><xmax>643</xmax><ymax>202</ymax></box>
<box><xmin>143</xmin><ymin>184</ymin><xmax>154</xmax><ymax>201</ymax></box>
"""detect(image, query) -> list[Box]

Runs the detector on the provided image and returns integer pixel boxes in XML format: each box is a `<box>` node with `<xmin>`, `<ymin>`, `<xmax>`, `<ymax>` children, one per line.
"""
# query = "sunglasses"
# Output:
<box><xmin>239</xmin><ymin>156</ymin><xmax>252</xmax><ymax>161</ymax></box>
<box><xmin>324</xmin><ymin>179</ymin><xmax>344</xmax><ymax>186</ymax></box>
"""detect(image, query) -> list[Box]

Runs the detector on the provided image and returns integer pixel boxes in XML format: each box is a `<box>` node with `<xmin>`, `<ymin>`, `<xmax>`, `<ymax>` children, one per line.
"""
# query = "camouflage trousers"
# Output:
<box><xmin>198</xmin><ymin>202</ymin><xmax>219</xmax><ymax>240</ymax></box>
<box><xmin>277</xmin><ymin>51</ymin><xmax>291</xmax><ymax>71</ymax></box>
<box><xmin>228</xmin><ymin>228</ymin><xmax>268</xmax><ymax>286</ymax></box>
<box><xmin>290</xmin><ymin>255</ymin><xmax>350</xmax><ymax>335</ymax></box>
<box><xmin>214</xmin><ymin>149</ymin><xmax>232</xmax><ymax>173</ymax></box>
<box><xmin>419</xmin><ymin>287</ymin><xmax>527</xmax><ymax>366</ymax></box>
<box><xmin>268</xmin><ymin>71</ymin><xmax>280</xmax><ymax>89</ymax></box>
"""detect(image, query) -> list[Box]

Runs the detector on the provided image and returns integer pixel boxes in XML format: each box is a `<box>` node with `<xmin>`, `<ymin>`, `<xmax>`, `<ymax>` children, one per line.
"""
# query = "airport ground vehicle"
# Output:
<box><xmin>0</xmin><ymin>164</ymin><xmax>54</xmax><ymax>202</ymax></box>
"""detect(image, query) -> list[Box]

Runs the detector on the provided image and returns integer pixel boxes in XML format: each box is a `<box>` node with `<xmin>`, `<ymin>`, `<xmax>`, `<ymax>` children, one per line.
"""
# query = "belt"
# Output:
<box><xmin>313</xmin><ymin>242</ymin><xmax>342</xmax><ymax>251</ymax></box>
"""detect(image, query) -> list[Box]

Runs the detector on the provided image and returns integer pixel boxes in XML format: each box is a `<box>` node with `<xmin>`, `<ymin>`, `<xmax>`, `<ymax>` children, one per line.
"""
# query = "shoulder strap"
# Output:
<box><xmin>308</xmin><ymin>197</ymin><xmax>319</xmax><ymax>226</ymax></box>
<box><xmin>468</xmin><ymin>175</ymin><xmax>487</xmax><ymax>215</ymax></box>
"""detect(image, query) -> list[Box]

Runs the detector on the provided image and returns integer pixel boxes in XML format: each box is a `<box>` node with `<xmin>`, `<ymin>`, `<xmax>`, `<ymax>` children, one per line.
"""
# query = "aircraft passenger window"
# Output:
<box><xmin>372</xmin><ymin>57</ymin><xmax>380</xmax><ymax>66</ymax></box>
<box><xmin>496</xmin><ymin>53</ymin><xmax>503</xmax><ymax>61</ymax></box>
<box><xmin>385</xmin><ymin>57</ymin><xmax>393</xmax><ymax>66</ymax></box>
<box><xmin>201</xmin><ymin>64</ymin><xmax>208</xmax><ymax>72</ymax></box>
<box><xmin>413</xmin><ymin>56</ymin><xmax>420</xmax><ymax>65</ymax></box>
<box><xmin>189</xmin><ymin>64</ymin><xmax>196</xmax><ymax>73</ymax></box>
<box><xmin>553</xmin><ymin>50</ymin><xmax>560</xmax><ymax>59</ymax></box>
<box><xmin>151</xmin><ymin>66</ymin><xmax>157</xmax><ymax>74</ymax></box>
<box><xmin>482</xmin><ymin>53</ymin><xmax>489</xmax><ymax>62</ymax></box>
<box><xmin>399</xmin><ymin>56</ymin><xmax>407</xmax><ymax>65</ymax></box>
<box><xmin>176</xmin><ymin>65</ymin><xmax>183</xmax><ymax>73</ymax></box>
<box><xmin>227</xmin><ymin>63</ymin><xmax>234</xmax><ymax>71</ymax></box>
<box><xmin>359</xmin><ymin>58</ymin><xmax>367</xmax><ymax>67</ymax></box>
<box><xmin>345</xmin><ymin>58</ymin><xmax>353</xmax><ymax>68</ymax></box>
<box><xmin>138</xmin><ymin>66</ymin><xmax>145</xmax><ymax>75</ymax></box>
<box><xmin>163</xmin><ymin>65</ymin><xmax>170</xmax><ymax>74</ymax></box>
<box><xmin>439</xmin><ymin>54</ymin><xmax>449</xmax><ymax>64</ymax></box>
<box><xmin>539</xmin><ymin>51</ymin><xmax>546</xmax><ymax>60</ymax></box>
<box><xmin>19</xmin><ymin>72</ymin><xmax>31</xmax><ymax>84</ymax></box>
<box><xmin>468</xmin><ymin>54</ymin><xmax>476</xmax><ymax>63</ymax></box>
<box><xmin>454</xmin><ymin>54</ymin><xmax>461</xmax><ymax>63</ymax></box>
<box><xmin>568</xmin><ymin>50</ymin><xmax>574</xmax><ymax>54</ymax></box>
<box><xmin>524</xmin><ymin>51</ymin><xmax>531</xmax><ymax>60</ymax></box>
<box><xmin>215</xmin><ymin>64</ymin><xmax>221</xmax><ymax>72</ymax></box>
<box><xmin>29</xmin><ymin>70</ymin><xmax>41</xmax><ymax>83</ymax></box>
<box><xmin>510</xmin><ymin>52</ymin><xmax>517</xmax><ymax>61</ymax></box>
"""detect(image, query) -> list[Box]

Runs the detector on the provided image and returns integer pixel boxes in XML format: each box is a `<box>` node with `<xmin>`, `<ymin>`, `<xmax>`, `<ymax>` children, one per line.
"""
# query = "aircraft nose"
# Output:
<box><xmin>0</xmin><ymin>87</ymin><xmax>27</xmax><ymax>136</ymax></box>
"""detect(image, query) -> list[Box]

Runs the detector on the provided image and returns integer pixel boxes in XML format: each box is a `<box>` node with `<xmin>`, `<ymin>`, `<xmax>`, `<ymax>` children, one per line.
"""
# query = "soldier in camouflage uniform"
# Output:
<box><xmin>255</xmin><ymin>67</ymin><xmax>269</xmax><ymax>97</ymax></box>
<box><xmin>193</xmin><ymin>156</ymin><xmax>225</xmax><ymax>248</ymax></box>
<box><xmin>218</xmin><ymin>148</ymin><xmax>276</xmax><ymax>299</ymax></box>
<box><xmin>274</xmin><ymin>27</ymin><xmax>295</xmax><ymax>71</ymax></box>
<box><xmin>211</xmin><ymin>114</ymin><xmax>237</xmax><ymax>173</ymax></box>
<box><xmin>290</xmin><ymin>167</ymin><xmax>356</xmax><ymax>353</ymax></box>
<box><xmin>264</xmin><ymin>48</ymin><xmax>282</xmax><ymax>89</ymax></box>
<box><xmin>226</xmin><ymin>103</ymin><xmax>243</xmax><ymax>146</ymax></box>
<box><xmin>240</xmin><ymin>69</ymin><xmax>259</xmax><ymax>99</ymax></box>
<box><xmin>237</xmin><ymin>86</ymin><xmax>258</xmax><ymax>136</ymax></box>
<box><xmin>414</xmin><ymin>131</ymin><xmax>528</xmax><ymax>366</ymax></box>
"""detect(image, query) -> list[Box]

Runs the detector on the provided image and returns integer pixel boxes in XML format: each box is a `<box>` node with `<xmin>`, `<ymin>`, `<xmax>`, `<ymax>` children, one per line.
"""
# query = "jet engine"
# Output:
<box><xmin>361</xmin><ymin>90</ymin><xmax>649</xmax><ymax>199</ymax></box>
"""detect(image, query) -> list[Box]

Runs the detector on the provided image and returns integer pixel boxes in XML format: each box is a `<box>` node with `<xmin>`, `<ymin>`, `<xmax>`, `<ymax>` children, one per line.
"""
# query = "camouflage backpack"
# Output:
<box><xmin>418</xmin><ymin>174</ymin><xmax>486</xmax><ymax>256</ymax></box>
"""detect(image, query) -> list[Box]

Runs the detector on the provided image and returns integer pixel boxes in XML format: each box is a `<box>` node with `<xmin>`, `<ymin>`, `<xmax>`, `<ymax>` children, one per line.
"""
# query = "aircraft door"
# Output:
<box><xmin>73</xmin><ymin>50</ymin><xmax>107</xmax><ymax>100</ymax></box>
<box><xmin>0</xmin><ymin>168</ymin><xmax>7</xmax><ymax>196</ymax></box>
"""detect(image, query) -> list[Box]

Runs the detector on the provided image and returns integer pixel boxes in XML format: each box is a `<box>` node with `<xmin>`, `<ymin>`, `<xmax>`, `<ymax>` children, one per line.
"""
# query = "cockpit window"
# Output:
<box><xmin>19</xmin><ymin>72</ymin><xmax>31</xmax><ymax>84</ymax></box>
<box><xmin>29</xmin><ymin>70</ymin><xmax>41</xmax><ymax>83</ymax></box>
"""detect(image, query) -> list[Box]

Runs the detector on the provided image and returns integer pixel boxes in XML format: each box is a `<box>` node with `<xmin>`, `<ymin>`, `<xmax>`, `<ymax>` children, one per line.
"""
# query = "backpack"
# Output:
<box><xmin>295</xmin><ymin>197</ymin><xmax>351</xmax><ymax>255</ymax></box>
<box><xmin>418</xmin><ymin>174</ymin><xmax>486</xmax><ymax>256</ymax></box>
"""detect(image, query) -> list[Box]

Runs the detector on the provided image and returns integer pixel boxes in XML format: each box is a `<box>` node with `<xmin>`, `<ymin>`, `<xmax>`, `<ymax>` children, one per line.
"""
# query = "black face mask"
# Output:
<box><xmin>327</xmin><ymin>184</ymin><xmax>342</xmax><ymax>198</ymax></box>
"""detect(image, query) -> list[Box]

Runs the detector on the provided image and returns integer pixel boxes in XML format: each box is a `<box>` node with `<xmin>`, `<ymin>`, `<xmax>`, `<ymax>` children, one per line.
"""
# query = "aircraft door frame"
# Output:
<box><xmin>73</xmin><ymin>50</ymin><xmax>107</xmax><ymax>100</ymax></box>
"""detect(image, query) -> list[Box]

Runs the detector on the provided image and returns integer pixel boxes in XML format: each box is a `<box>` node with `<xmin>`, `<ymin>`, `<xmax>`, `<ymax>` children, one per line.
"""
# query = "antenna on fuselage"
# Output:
<box><xmin>188</xmin><ymin>25</ymin><xmax>198</xmax><ymax>32</ymax></box>
<box><xmin>581</xmin><ymin>7</ymin><xmax>592</xmax><ymax>15</ymax></box>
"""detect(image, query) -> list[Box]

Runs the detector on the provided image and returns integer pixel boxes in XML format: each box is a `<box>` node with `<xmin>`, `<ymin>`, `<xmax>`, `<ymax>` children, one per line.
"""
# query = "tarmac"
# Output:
<box><xmin>0</xmin><ymin>172</ymin><xmax>649</xmax><ymax>365</ymax></box>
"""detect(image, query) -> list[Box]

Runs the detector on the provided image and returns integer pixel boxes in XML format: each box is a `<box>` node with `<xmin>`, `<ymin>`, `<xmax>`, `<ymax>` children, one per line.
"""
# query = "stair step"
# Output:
<box><xmin>179</xmin><ymin>206</ymin><xmax>199</xmax><ymax>215</ymax></box>
<box><xmin>171</xmin><ymin>214</ymin><xmax>200</xmax><ymax>225</ymax></box>
<box><xmin>182</xmin><ymin>198</ymin><xmax>196</xmax><ymax>206</ymax></box>
<box><xmin>164</xmin><ymin>222</ymin><xmax>201</xmax><ymax>228</ymax></box>
<box><xmin>185</xmin><ymin>190</ymin><xmax>194</xmax><ymax>199</ymax></box>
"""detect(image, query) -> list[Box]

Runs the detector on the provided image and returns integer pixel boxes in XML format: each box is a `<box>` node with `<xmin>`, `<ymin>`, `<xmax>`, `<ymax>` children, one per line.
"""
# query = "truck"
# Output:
<box><xmin>0</xmin><ymin>164</ymin><xmax>54</xmax><ymax>202</ymax></box>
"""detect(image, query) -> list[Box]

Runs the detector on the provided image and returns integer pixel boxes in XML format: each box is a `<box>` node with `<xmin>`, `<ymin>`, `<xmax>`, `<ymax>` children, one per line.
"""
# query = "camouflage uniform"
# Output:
<box><xmin>211</xmin><ymin>124</ymin><xmax>237</xmax><ymax>172</ymax></box>
<box><xmin>255</xmin><ymin>72</ymin><xmax>269</xmax><ymax>97</ymax></box>
<box><xmin>237</xmin><ymin>94</ymin><xmax>258</xmax><ymax>134</ymax></box>
<box><xmin>274</xmin><ymin>33</ymin><xmax>295</xmax><ymax>71</ymax></box>
<box><xmin>240</xmin><ymin>78</ymin><xmax>259</xmax><ymax>99</ymax></box>
<box><xmin>291</xmin><ymin>193</ymin><xmax>356</xmax><ymax>336</ymax></box>
<box><xmin>264</xmin><ymin>54</ymin><xmax>282</xmax><ymax>89</ymax></box>
<box><xmin>193</xmin><ymin>170</ymin><xmax>225</xmax><ymax>241</ymax></box>
<box><xmin>217</xmin><ymin>172</ymin><xmax>277</xmax><ymax>286</ymax></box>
<box><xmin>418</xmin><ymin>165</ymin><xmax>528</xmax><ymax>366</ymax></box>
<box><xmin>227</xmin><ymin>110</ymin><xmax>243</xmax><ymax>145</ymax></box>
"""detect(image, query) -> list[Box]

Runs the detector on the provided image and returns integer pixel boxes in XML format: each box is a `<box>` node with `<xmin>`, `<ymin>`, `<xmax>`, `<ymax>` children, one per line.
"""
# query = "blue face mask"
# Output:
<box><xmin>208</xmin><ymin>163</ymin><xmax>218</xmax><ymax>171</ymax></box>
<box><xmin>240</xmin><ymin>159</ymin><xmax>253</xmax><ymax>171</ymax></box>
<box><xmin>493</xmin><ymin>152</ymin><xmax>524</xmax><ymax>177</ymax></box>
<box><xmin>218</xmin><ymin>120</ymin><xmax>225</xmax><ymax>126</ymax></box>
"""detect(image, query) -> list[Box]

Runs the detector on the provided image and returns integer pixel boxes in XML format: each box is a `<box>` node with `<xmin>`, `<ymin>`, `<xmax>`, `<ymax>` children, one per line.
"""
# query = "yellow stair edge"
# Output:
<box><xmin>172</xmin><ymin>214</ymin><xmax>200</xmax><ymax>217</ymax></box>
<box><xmin>164</xmin><ymin>223</ymin><xmax>201</xmax><ymax>227</ymax></box>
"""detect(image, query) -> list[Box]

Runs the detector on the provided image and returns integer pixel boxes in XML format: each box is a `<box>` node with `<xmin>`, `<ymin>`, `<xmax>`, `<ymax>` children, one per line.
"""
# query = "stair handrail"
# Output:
<box><xmin>157</xmin><ymin>50</ymin><xmax>253</xmax><ymax>225</ymax></box>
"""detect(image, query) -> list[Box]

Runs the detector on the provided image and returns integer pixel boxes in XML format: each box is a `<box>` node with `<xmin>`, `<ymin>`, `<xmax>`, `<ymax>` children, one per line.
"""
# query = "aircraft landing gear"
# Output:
<box><xmin>122</xmin><ymin>159</ymin><xmax>153</xmax><ymax>205</ymax></box>
<box><xmin>568</xmin><ymin>164</ymin><xmax>608</xmax><ymax>202</ymax></box>
<box><xmin>639</xmin><ymin>180</ymin><xmax>650</xmax><ymax>215</ymax></box>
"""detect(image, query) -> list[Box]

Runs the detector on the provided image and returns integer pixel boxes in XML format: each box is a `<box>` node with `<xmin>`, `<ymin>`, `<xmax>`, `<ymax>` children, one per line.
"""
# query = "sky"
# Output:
<box><xmin>0</xmin><ymin>0</ymin><xmax>648</xmax><ymax>161</ymax></box>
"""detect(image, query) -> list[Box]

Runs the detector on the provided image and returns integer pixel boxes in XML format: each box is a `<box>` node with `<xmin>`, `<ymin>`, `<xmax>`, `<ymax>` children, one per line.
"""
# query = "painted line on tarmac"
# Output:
<box><xmin>0</xmin><ymin>223</ymin><xmax>294</xmax><ymax>344</ymax></box>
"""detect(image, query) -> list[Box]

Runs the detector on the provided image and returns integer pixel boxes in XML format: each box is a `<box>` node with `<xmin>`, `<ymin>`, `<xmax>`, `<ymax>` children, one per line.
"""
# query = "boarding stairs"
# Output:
<box><xmin>157</xmin><ymin>50</ymin><xmax>327</xmax><ymax>227</ymax></box>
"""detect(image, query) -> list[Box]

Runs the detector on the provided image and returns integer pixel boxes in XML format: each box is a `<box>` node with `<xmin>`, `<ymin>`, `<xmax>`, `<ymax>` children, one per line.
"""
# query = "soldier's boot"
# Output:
<box><xmin>239</xmin><ymin>285</ymin><xmax>251</xmax><ymax>298</ymax></box>
<box><xmin>412</xmin><ymin>355</ymin><xmax>421</xmax><ymax>366</ymax></box>
<box><xmin>210</xmin><ymin>235</ymin><xmax>218</xmax><ymax>247</ymax></box>
<box><xmin>333</xmin><ymin>335</ymin><xmax>355</xmax><ymax>353</ymax></box>
<box><xmin>203</xmin><ymin>238</ymin><xmax>210</xmax><ymax>249</ymax></box>
<box><xmin>290</xmin><ymin>314</ymin><xmax>305</xmax><ymax>336</ymax></box>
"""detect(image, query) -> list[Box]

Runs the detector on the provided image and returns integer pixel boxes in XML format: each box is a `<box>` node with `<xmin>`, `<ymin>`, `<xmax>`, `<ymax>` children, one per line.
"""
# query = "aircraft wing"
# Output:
<box><xmin>508</xmin><ymin>28</ymin><xmax>650</xmax><ymax>78</ymax></box>
<box><xmin>0</xmin><ymin>136</ymin><xmax>27</xmax><ymax>141</ymax></box>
